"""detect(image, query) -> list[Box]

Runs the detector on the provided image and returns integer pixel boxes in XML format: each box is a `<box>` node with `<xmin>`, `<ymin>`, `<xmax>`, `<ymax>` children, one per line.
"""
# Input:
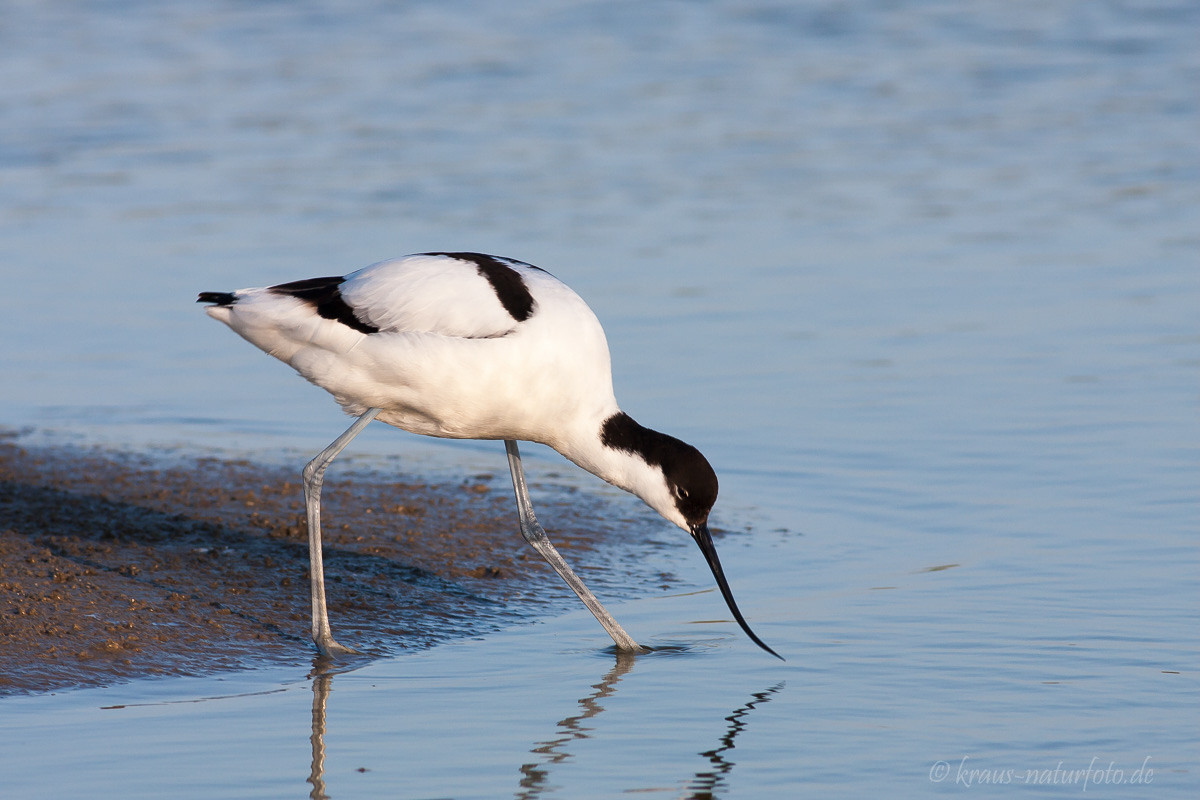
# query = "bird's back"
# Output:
<box><xmin>202</xmin><ymin>253</ymin><xmax>619</xmax><ymax>444</ymax></box>
<box><xmin>341</xmin><ymin>253</ymin><xmax>535</xmax><ymax>338</ymax></box>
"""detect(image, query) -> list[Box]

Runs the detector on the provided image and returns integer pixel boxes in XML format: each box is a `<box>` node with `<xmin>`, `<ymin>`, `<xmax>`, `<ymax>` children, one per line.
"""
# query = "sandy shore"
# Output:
<box><xmin>0</xmin><ymin>436</ymin><xmax>671</xmax><ymax>696</ymax></box>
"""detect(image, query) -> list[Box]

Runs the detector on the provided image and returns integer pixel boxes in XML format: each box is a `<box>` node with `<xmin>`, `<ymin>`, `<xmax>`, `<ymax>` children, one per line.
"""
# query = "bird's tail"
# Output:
<box><xmin>197</xmin><ymin>291</ymin><xmax>237</xmax><ymax>306</ymax></box>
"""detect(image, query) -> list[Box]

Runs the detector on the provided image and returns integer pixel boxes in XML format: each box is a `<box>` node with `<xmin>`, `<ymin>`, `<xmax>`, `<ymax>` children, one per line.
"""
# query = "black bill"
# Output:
<box><xmin>691</xmin><ymin>523</ymin><xmax>783</xmax><ymax>660</ymax></box>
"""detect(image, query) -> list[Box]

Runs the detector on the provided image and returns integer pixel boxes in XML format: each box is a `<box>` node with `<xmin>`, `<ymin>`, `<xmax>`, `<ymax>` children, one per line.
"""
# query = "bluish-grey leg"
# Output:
<box><xmin>504</xmin><ymin>440</ymin><xmax>644</xmax><ymax>652</ymax></box>
<box><xmin>303</xmin><ymin>408</ymin><xmax>380</xmax><ymax>655</ymax></box>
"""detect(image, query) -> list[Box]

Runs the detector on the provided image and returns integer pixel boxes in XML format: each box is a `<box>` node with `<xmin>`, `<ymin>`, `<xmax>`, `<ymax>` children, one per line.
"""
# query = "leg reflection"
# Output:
<box><xmin>515</xmin><ymin>650</ymin><xmax>638</xmax><ymax>799</ymax></box>
<box><xmin>308</xmin><ymin>658</ymin><xmax>345</xmax><ymax>800</ymax></box>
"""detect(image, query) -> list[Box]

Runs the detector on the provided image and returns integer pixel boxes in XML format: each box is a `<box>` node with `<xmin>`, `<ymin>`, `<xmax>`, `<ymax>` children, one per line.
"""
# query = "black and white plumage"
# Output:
<box><xmin>198</xmin><ymin>252</ymin><xmax>779</xmax><ymax>659</ymax></box>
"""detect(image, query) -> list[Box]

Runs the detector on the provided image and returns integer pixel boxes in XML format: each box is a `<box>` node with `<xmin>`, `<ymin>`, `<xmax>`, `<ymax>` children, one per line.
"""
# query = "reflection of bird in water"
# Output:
<box><xmin>200</xmin><ymin>252</ymin><xmax>779</xmax><ymax>658</ymax></box>
<box><xmin>687</xmin><ymin>683</ymin><xmax>786</xmax><ymax>799</ymax></box>
<box><xmin>308</xmin><ymin>670</ymin><xmax>334</xmax><ymax>800</ymax></box>
<box><xmin>305</xmin><ymin>652</ymin><xmax>635</xmax><ymax>800</ymax></box>
<box><xmin>514</xmin><ymin>663</ymin><xmax>784</xmax><ymax>799</ymax></box>
<box><xmin>516</xmin><ymin>651</ymin><xmax>638</xmax><ymax>799</ymax></box>
<box><xmin>306</xmin><ymin>659</ymin><xmax>784</xmax><ymax>799</ymax></box>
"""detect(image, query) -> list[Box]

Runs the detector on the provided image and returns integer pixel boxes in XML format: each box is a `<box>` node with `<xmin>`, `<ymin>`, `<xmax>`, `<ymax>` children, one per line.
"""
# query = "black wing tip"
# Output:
<box><xmin>265</xmin><ymin>276</ymin><xmax>380</xmax><ymax>334</ymax></box>
<box><xmin>198</xmin><ymin>291</ymin><xmax>236</xmax><ymax>306</ymax></box>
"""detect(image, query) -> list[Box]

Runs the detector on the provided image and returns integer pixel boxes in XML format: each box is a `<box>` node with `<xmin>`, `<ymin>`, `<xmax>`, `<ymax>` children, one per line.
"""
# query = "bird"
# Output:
<box><xmin>198</xmin><ymin>251</ymin><xmax>780</xmax><ymax>659</ymax></box>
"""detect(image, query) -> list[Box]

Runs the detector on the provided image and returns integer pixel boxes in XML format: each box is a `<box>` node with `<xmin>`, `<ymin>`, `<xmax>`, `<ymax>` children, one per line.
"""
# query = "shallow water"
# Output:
<box><xmin>2</xmin><ymin>0</ymin><xmax>1198</xmax><ymax>797</ymax></box>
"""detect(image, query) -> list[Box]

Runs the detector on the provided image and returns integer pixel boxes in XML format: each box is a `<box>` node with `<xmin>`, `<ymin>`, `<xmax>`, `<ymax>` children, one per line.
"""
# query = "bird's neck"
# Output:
<box><xmin>559</xmin><ymin>411</ymin><xmax>685</xmax><ymax>530</ymax></box>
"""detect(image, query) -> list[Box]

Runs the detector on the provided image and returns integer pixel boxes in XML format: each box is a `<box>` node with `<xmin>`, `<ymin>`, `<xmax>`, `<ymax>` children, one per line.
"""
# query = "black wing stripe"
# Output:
<box><xmin>422</xmin><ymin>252</ymin><xmax>536</xmax><ymax>323</ymax></box>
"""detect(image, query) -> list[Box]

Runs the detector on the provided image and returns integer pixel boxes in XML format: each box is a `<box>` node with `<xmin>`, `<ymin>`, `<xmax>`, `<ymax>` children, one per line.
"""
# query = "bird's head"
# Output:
<box><xmin>598</xmin><ymin>413</ymin><xmax>781</xmax><ymax>660</ymax></box>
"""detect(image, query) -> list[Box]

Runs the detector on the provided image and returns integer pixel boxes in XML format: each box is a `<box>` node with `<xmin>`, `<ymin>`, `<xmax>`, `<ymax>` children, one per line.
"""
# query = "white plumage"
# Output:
<box><xmin>200</xmin><ymin>252</ymin><xmax>779</xmax><ymax>659</ymax></box>
<box><xmin>207</xmin><ymin>256</ymin><xmax>610</xmax><ymax>442</ymax></box>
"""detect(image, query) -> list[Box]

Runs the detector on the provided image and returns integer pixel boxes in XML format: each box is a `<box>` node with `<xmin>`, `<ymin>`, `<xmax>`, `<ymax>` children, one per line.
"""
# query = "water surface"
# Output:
<box><xmin>1</xmin><ymin>0</ymin><xmax>1197</xmax><ymax>797</ymax></box>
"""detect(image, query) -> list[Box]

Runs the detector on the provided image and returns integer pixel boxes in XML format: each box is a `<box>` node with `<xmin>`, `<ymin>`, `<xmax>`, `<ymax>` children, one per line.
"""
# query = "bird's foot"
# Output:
<box><xmin>314</xmin><ymin>635</ymin><xmax>360</xmax><ymax>657</ymax></box>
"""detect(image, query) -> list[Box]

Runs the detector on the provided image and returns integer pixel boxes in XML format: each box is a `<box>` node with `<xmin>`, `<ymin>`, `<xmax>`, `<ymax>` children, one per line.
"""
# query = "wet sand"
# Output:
<box><xmin>0</xmin><ymin>436</ymin><xmax>674</xmax><ymax>696</ymax></box>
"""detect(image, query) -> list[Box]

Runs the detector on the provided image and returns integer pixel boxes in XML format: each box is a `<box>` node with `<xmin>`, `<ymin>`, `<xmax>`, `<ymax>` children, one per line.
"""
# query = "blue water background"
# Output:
<box><xmin>1</xmin><ymin>1</ymin><xmax>1197</xmax><ymax>797</ymax></box>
